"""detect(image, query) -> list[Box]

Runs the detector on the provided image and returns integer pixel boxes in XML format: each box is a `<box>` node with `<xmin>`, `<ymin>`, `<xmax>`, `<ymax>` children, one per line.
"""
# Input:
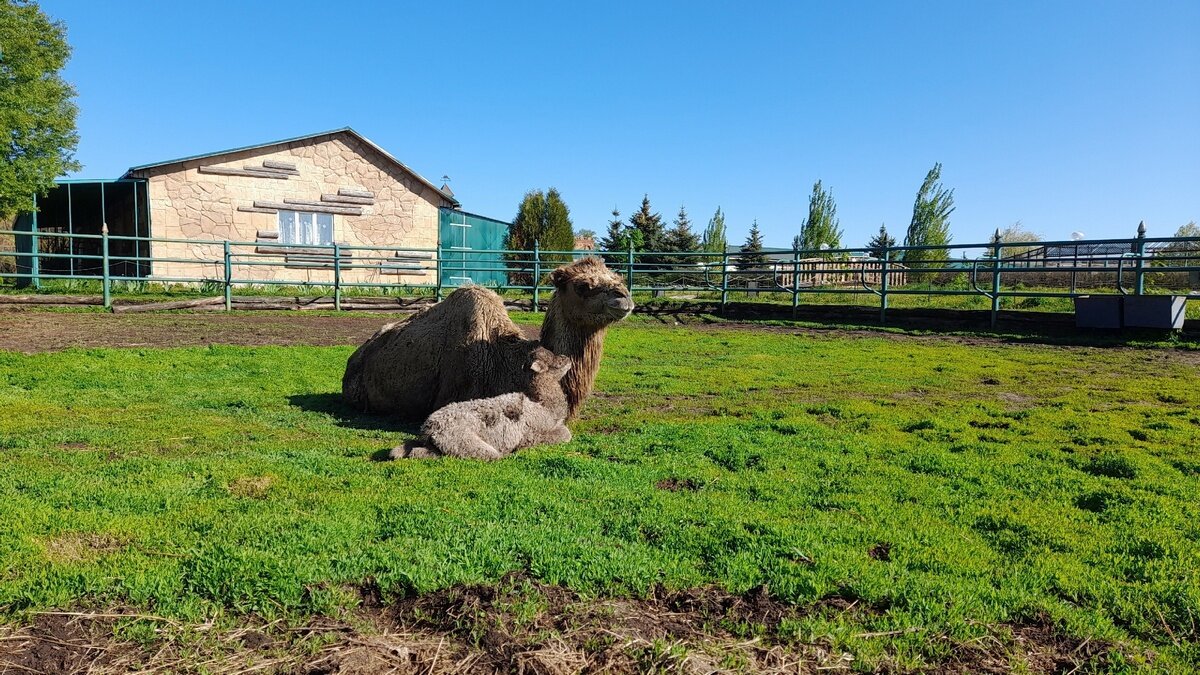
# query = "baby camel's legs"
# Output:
<box><xmin>430</xmin><ymin>429</ymin><xmax>504</xmax><ymax>460</ymax></box>
<box><xmin>544</xmin><ymin>424</ymin><xmax>572</xmax><ymax>444</ymax></box>
<box><xmin>389</xmin><ymin>439</ymin><xmax>441</xmax><ymax>460</ymax></box>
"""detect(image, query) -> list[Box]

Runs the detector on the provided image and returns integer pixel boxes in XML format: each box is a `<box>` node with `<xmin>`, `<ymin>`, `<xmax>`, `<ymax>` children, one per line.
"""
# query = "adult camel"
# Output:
<box><xmin>342</xmin><ymin>256</ymin><xmax>633</xmax><ymax>421</ymax></box>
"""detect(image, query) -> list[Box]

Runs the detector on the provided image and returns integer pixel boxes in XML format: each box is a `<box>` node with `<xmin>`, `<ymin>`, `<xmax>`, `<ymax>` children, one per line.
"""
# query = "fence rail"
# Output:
<box><xmin>1</xmin><ymin>225</ymin><xmax>1198</xmax><ymax>326</ymax></box>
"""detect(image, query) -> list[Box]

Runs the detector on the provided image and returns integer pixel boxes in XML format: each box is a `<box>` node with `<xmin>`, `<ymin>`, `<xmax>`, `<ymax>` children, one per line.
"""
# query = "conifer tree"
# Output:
<box><xmin>797</xmin><ymin>180</ymin><xmax>843</xmax><ymax>252</ymax></box>
<box><xmin>866</xmin><ymin>224</ymin><xmax>895</xmax><ymax>258</ymax></box>
<box><xmin>629</xmin><ymin>195</ymin><xmax>665</xmax><ymax>252</ymax></box>
<box><xmin>663</xmin><ymin>205</ymin><xmax>700</xmax><ymax>253</ymax></box>
<box><xmin>737</xmin><ymin>220</ymin><xmax>768</xmax><ymax>271</ymax></box>
<box><xmin>630</xmin><ymin>194</ymin><xmax>666</xmax><ymax>275</ymax></box>
<box><xmin>598</xmin><ymin>207</ymin><xmax>642</xmax><ymax>265</ymax></box>
<box><xmin>664</xmin><ymin>205</ymin><xmax>701</xmax><ymax>281</ymax></box>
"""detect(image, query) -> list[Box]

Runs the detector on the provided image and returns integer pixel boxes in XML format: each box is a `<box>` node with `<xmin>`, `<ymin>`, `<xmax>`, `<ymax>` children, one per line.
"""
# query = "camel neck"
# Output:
<box><xmin>539</xmin><ymin>302</ymin><xmax>606</xmax><ymax>418</ymax></box>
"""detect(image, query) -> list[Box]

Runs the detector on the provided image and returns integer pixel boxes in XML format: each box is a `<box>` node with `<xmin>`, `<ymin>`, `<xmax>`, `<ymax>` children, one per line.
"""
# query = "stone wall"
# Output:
<box><xmin>131</xmin><ymin>131</ymin><xmax>448</xmax><ymax>286</ymax></box>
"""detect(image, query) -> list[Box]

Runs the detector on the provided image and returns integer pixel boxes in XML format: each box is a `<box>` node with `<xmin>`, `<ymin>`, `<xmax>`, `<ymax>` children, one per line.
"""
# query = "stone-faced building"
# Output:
<box><xmin>15</xmin><ymin>128</ymin><xmax>509</xmax><ymax>286</ymax></box>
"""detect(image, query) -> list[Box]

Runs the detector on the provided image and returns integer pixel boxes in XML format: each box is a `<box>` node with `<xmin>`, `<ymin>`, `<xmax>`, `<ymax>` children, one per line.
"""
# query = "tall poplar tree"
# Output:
<box><xmin>797</xmin><ymin>180</ymin><xmax>843</xmax><ymax>252</ymax></box>
<box><xmin>701</xmin><ymin>206</ymin><xmax>727</xmax><ymax>253</ymax></box>
<box><xmin>903</xmin><ymin>163</ymin><xmax>955</xmax><ymax>276</ymax></box>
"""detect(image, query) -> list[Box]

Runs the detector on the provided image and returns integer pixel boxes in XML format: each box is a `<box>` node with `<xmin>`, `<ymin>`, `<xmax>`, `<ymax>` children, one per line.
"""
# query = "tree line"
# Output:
<box><xmin>505</xmin><ymin>163</ymin><xmax>960</xmax><ymax>276</ymax></box>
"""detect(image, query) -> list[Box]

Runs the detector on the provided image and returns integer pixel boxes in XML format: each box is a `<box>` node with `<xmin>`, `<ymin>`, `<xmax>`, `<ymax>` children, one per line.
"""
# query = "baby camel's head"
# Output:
<box><xmin>530</xmin><ymin>346</ymin><xmax>572</xmax><ymax>378</ymax></box>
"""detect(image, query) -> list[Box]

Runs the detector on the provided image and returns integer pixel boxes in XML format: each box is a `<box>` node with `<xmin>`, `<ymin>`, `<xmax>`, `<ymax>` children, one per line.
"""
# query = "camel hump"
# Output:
<box><xmin>439</xmin><ymin>285</ymin><xmax>522</xmax><ymax>341</ymax></box>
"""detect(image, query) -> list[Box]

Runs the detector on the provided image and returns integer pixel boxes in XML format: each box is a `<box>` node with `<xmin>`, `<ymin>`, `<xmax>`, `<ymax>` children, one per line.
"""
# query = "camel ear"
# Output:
<box><xmin>549</xmin><ymin>268</ymin><xmax>568</xmax><ymax>289</ymax></box>
<box><xmin>530</xmin><ymin>360</ymin><xmax>547</xmax><ymax>373</ymax></box>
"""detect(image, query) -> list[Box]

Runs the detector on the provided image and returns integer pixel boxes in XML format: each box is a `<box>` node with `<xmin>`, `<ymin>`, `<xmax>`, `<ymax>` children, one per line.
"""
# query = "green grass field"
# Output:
<box><xmin>1</xmin><ymin>319</ymin><xmax>1198</xmax><ymax>671</ymax></box>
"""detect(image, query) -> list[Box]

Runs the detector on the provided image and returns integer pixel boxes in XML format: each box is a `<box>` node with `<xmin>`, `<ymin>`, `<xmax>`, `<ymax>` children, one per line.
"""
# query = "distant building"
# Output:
<box><xmin>13</xmin><ymin>128</ymin><xmax>510</xmax><ymax>287</ymax></box>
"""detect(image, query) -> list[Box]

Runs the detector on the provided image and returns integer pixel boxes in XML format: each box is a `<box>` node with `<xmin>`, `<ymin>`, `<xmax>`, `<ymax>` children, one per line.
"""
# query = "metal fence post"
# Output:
<box><xmin>880</xmin><ymin>247</ymin><xmax>890</xmax><ymax>324</ymax></box>
<box><xmin>30</xmin><ymin>193</ymin><xmax>40</xmax><ymax>289</ymax></box>
<box><xmin>1134</xmin><ymin>220</ymin><xmax>1146</xmax><ymax>295</ymax></box>
<box><xmin>223</xmin><ymin>240</ymin><xmax>232</xmax><ymax>311</ymax></box>
<box><xmin>720</xmin><ymin>250</ymin><xmax>729</xmax><ymax>311</ymax></box>
<box><xmin>532</xmin><ymin>241</ymin><xmax>541</xmax><ymax>313</ymax></box>
<box><xmin>990</xmin><ymin>229</ymin><xmax>1002</xmax><ymax>327</ymax></box>
<box><xmin>333</xmin><ymin>242</ymin><xmax>342</xmax><ymax>311</ymax></box>
<box><xmin>626</xmin><ymin>241</ymin><xmax>635</xmax><ymax>292</ymax></box>
<box><xmin>101</xmin><ymin>224</ymin><xmax>111</xmax><ymax>309</ymax></box>
<box><xmin>791</xmin><ymin>248</ymin><xmax>800</xmax><ymax>318</ymax></box>
<box><xmin>435</xmin><ymin>244</ymin><xmax>443</xmax><ymax>302</ymax></box>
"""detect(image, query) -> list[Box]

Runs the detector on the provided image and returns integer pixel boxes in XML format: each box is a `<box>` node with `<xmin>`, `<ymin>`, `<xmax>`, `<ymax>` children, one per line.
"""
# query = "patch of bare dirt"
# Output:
<box><xmin>655</xmin><ymin>477</ymin><xmax>703</xmax><ymax>492</ymax></box>
<box><xmin>0</xmin><ymin>579</ymin><xmax>1124</xmax><ymax>674</ymax></box>
<box><xmin>1</xmin><ymin>305</ymin><xmax>1197</xmax><ymax>361</ymax></box>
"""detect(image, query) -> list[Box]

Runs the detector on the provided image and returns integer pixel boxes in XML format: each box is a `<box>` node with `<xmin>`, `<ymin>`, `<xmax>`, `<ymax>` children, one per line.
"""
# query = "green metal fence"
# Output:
<box><xmin>1</xmin><ymin>223</ymin><xmax>1197</xmax><ymax>326</ymax></box>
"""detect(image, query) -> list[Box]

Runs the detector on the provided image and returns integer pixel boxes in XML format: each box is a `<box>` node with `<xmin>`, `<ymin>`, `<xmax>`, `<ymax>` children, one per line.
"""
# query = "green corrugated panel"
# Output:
<box><xmin>438</xmin><ymin>208</ymin><xmax>510</xmax><ymax>287</ymax></box>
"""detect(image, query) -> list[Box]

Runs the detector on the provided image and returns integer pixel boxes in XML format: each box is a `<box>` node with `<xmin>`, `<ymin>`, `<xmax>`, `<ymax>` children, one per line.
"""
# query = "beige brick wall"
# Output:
<box><xmin>133</xmin><ymin>132</ymin><xmax>448</xmax><ymax>286</ymax></box>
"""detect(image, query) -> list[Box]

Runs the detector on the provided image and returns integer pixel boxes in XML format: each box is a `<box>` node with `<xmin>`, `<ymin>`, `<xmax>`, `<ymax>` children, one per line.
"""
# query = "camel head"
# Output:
<box><xmin>546</xmin><ymin>256</ymin><xmax>634</xmax><ymax>328</ymax></box>
<box><xmin>530</xmin><ymin>346</ymin><xmax>573</xmax><ymax>377</ymax></box>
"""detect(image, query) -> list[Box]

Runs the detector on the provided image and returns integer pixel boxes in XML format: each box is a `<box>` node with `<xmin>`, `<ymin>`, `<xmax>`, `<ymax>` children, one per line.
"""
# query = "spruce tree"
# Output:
<box><xmin>903</xmin><ymin>163</ymin><xmax>955</xmax><ymax>277</ymax></box>
<box><xmin>664</xmin><ymin>205</ymin><xmax>701</xmax><ymax>282</ymax></box>
<box><xmin>866</xmin><ymin>224</ymin><xmax>896</xmax><ymax>258</ymax></box>
<box><xmin>797</xmin><ymin>180</ymin><xmax>843</xmax><ymax>252</ymax></box>
<box><xmin>630</xmin><ymin>194</ymin><xmax>666</xmax><ymax>276</ymax></box>
<box><xmin>598</xmin><ymin>207</ymin><xmax>642</xmax><ymax>265</ymax></box>
<box><xmin>0</xmin><ymin>0</ymin><xmax>81</xmax><ymax>217</ymax></box>
<box><xmin>737</xmin><ymin>220</ymin><xmax>768</xmax><ymax>271</ymax></box>
<box><xmin>630</xmin><ymin>195</ymin><xmax>665</xmax><ymax>252</ymax></box>
<box><xmin>663</xmin><ymin>205</ymin><xmax>700</xmax><ymax>253</ymax></box>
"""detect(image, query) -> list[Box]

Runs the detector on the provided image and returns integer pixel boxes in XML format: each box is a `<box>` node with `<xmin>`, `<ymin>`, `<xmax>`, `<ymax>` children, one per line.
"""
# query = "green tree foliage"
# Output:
<box><xmin>792</xmin><ymin>234</ymin><xmax>802</xmax><ymax>251</ymax></box>
<box><xmin>504</xmin><ymin>187</ymin><xmax>575</xmax><ymax>285</ymax></box>
<box><xmin>0</xmin><ymin>0</ymin><xmax>81</xmax><ymax>217</ymax></box>
<box><xmin>737</xmin><ymin>220</ymin><xmax>768</xmax><ymax>271</ymax></box>
<box><xmin>903</xmin><ymin>163</ymin><xmax>955</xmax><ymax>276</ymax></box>
<box><xmin>701</xmin><ymin>206</ymin><xmax>727</xmax><ymax>254</ymax></box>
<box><xmin>1158</xmin><ymin>222</ymin><xmax>1200</xmax><ymax>282</ymax></box>
<box><xmin>797</xmin><ymin>180</ymin><xmax>843</xmax><ymax>252</ymax></box>
<box><xmin>866</xmin><ymin>224</ymin><xmax>896</xmax><ymax>258</ymax></box>
<box><xmin>598</xmin><ymin>207</ymin><xmax>642</xmax><ymax>265</ymax></box>
<box><xmin>993</xmin><ymin>222</ymin><xmax>1041</xmax><ymax>258</ymax></box>
<box><xmin>663</xmin><ymin>206</ymin><xmax>700</xmax><ymax>253</ymax></box>
<box><xmin>663</xmin><ymin>205</ymin><xmax>701</xmax><ymax>282</ymax></box>
<box><xmin>630</xmin><ymin>195</ymin><xmax>665</xmax><ymax>252</ymax></box>
<box><xmin>630</xmin><ymin>194</ymin><xmax>667</xmax><ymax>275</ymax></box>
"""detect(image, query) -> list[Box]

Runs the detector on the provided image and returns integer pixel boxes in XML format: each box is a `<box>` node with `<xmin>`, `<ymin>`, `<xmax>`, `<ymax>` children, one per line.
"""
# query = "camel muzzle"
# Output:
<box><xmin>607</xmin><ymin>297</ymin><xmax>634</xmax><ymax>318</ymax></box>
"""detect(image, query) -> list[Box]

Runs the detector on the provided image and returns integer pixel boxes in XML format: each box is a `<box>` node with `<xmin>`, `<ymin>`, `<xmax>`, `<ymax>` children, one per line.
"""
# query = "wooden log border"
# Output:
<box><xmin>199</xmin><ymin>166</ymin><xmax>289</xmax><ymax>179</ymax></box>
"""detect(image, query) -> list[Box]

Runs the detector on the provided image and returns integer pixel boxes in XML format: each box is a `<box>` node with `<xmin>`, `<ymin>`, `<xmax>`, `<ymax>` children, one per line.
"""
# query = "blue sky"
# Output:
<box><xmin>44</xmin><ymin>0</ymin><xmax>1198</xmax><ymax>248</ymax></box>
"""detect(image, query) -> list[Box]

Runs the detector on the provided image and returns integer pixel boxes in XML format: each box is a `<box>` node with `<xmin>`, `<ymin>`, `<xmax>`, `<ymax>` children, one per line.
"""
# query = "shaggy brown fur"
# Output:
<box><xmin>393</xmin><ymin>348</ymin><xmax>573</xmax><ymax>460</ymax></box>
<box><xmin>342</xmin><ymin>256</ymin><xmax>632</xmax><ymax>421</ymax></box>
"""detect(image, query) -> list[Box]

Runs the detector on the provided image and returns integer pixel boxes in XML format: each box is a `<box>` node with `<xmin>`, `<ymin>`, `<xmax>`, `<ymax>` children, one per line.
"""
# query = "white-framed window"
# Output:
<box><xmin>278</xmin><ymin>210</ymin><xmax>333</xmax><ymax>246</ymax></box>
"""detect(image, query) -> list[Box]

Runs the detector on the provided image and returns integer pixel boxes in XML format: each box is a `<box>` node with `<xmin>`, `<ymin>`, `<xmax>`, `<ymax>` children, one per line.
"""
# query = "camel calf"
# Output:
<box><xmin>392</xmin><ymin>348</ymin><xmax>573</xmax><ymax>460</ymax></box>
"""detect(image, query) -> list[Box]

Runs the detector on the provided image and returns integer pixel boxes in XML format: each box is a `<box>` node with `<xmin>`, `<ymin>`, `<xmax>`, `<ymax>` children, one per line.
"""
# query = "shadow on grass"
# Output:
<box><xmin>287</xmin><ymin>393</ymin><xmax>421</xmax><ymax>461</ymax></box>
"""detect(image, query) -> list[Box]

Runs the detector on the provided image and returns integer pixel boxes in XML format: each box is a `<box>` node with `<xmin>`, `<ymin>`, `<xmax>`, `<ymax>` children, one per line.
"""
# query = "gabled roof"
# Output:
<box><xmin>122</xmin><ymin>127</ymin><xmax>459</xmax><ymax>206</ymax></box>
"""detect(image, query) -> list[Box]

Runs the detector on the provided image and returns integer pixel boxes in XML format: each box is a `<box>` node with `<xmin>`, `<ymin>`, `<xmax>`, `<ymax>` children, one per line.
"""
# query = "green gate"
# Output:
<box><xmin>438</xmin><ymin>208</ymin><xmax>510</xmax><ymax>288</ymax></box>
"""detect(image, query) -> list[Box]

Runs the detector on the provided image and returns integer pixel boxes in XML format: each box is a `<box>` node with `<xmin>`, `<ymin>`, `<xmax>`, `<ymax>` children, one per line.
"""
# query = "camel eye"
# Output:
<box><xmin>575</xmin><ymin>283</ymin><xmax>591</xmax><ymax>295</ymax></box>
